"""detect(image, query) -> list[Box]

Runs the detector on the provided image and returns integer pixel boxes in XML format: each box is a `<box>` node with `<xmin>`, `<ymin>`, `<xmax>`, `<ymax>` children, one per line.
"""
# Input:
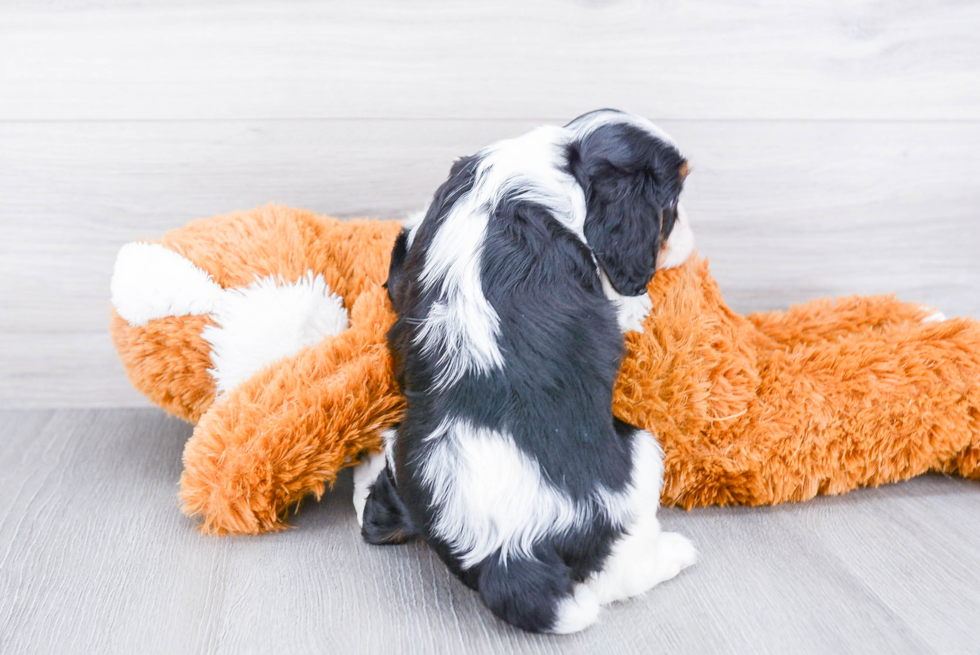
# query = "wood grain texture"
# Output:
<box><xmin>1</xmin><ymin>408</ymin><xmax>978</xmax><ymax>654</ymax></box>
<box><xmin>2</xmin><ymin>119</ymin><xmax>978</xmax><ymax>406</ymax></box>
<box><xmin>2</xmin><ymin>0</ymin><xmax>979</xmax><ymax>121</ymax></box>
<box><xmin>0</xmin><ymin>333</ymin><xmax>147</xmax><ymax>408</ymax></box>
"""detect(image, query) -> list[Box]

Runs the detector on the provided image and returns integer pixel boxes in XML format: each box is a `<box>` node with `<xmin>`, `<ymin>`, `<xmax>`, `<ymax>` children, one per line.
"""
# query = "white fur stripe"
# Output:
<box><xmin>414</xmin><ymin>192</ymin><xmax>504</xmax><ymax>389</ymax></box>
<box><xmin>413</xmin><ymin>125</ymin><xmax>592</xmax><ymax>389</ymax></box>
<box><xmin>111</xmin><ymin>242</ymin><xmax>224</xmax><ymax>326</ymax></box>
<box><xmin>601</xmin><ymin>271</ymin><xmax>653</xmax><ymax>334</ymax></box>
<box><xmin>420</xmin><ymin>419</ymin><xmax>639</xmax><ymax>569</ymax></box>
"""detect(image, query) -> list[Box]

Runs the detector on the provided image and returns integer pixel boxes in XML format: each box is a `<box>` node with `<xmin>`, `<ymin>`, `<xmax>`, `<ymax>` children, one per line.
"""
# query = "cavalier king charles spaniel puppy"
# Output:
<box><xmin>353</xmin><ymin>109</ymin><xmax>697</xmax><ymax>634</ymax></box>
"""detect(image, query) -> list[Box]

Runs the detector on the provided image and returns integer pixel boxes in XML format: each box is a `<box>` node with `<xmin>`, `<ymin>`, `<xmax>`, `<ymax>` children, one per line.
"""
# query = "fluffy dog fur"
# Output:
<box><xmin>360</xmin><ymin>110</ymin><xmax>698</xmax><ymax>633</ymax></box>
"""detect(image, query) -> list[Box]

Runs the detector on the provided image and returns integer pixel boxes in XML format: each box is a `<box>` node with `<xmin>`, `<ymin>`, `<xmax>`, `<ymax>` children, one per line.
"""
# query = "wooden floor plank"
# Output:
<box><xmin>786</xmin><ymin>477</ymin><xmax>980</xmax><ymax>654</ymax></box>
<box><xmin>1</xmin><ymin>409</ymin><xmax>978</xmax><ymax>653</ymax></box>
<box><xmin>647</xmin><ymin>505</ymin><xmax>935</xmax><ymax>655</ymax></box>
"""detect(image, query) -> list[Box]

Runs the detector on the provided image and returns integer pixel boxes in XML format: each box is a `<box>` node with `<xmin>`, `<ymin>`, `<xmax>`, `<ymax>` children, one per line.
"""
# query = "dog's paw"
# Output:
<box><xmin>551</xmin><ymin>584</ymin><xmax>601</xmax><ymax>634</ymax></box>
<box><xmin>653</xmin><ymin>531</ymin><xmax>698</xmax><ymax>582</ymax></box>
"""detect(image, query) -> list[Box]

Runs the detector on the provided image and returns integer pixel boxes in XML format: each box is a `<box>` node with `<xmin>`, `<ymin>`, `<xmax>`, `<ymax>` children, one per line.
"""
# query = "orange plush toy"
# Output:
<box><xmin>110</xmin><ymin>204</ymin><xmax>980</xmax><ymax>535</ymax></box>
<box><xmin>110</xmin><ymin>205</ymin><xmax>405</xmax><ymax>534</ymax></box>
<box><xmin>619</xmin><ymin>258</ymin><xmax>980</xmax><ymax>509</ymax></box>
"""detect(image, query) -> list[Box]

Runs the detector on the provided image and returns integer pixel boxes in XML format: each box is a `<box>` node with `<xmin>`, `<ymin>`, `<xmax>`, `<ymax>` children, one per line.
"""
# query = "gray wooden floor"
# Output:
<box><xmin>1</xmin><ymin>408</ymin><xmax>979</xmax><ymax>654</ymax></box>
<box><xmin>3</xmin><ymin>1</ymin><xmax>980</xmax><ymax>652</ymax></box>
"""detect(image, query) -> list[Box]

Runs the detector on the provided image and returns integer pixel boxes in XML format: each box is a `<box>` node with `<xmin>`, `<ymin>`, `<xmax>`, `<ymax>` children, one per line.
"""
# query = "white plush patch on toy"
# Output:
<box><xmin>921</xmin><ymin>305</ymin><xmax>947</xmax><ymax>323</ymax></box>
<box><xmin>111</xmin><ymin>242</ymin><xmax>224</xmax><ymax>326</ymax></box>
<box><xmin>111</xmin><ymin>242</ymin><xmax>350</xmax><ymax>395</ymax></box>
<box><xmin>203</xmin><ymin>272</ymin><xmax>349</xmax><ymax>394</ymax></box>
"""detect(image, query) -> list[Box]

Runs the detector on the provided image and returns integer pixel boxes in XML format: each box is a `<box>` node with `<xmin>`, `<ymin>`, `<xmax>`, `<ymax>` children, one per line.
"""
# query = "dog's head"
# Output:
<box><xmin>566</xmin><ymin>110</ymin><xmax>690</xmax><ymax>296</ymax></box>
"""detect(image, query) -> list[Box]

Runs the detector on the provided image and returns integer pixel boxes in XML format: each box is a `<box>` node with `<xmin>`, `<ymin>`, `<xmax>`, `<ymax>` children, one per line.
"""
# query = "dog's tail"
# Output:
<box><xmin>361</xmin><ymin>465</ymin><xmax>419</xmax><ymax>545</ymax></box>
<box><xmin>477</xmin><ymin>550</ymin><xmax>600</xmax><ymax>634</ymax></box>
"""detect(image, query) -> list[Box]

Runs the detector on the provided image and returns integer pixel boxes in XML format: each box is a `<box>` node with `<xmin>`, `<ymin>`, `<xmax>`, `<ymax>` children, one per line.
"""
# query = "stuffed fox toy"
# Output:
<box><xmin>110</xmin><ymin>204</ymin><xmax>980</xmax><ymax>535</ymax></box>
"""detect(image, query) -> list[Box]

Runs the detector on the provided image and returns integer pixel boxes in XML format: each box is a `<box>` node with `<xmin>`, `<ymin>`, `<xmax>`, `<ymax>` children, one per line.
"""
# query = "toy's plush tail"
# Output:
<box><xmin>111</xmin><ymin>242</ymin><xmax>225</xmax><ymax>326</ymax></box>
<box><xmin>109</xmin><ymin>242</ymin><xmax>224</xmax><ymax>423</ymax></box>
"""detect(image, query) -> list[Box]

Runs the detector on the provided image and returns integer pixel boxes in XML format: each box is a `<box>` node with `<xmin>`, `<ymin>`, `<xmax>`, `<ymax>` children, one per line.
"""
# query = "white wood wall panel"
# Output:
<box><xmin>3</xmin><ymin>119</ymin><xmax>978</xmax><ymax>336</ymax></box>
<box><xmin>2</xmin><ymin>0</ymin><xmax>979</xmax><ymax>121</ymax></box>
<box><xmin>1</xmin><ymin>0</ymin><xmax>978</xmax><ymax>407</ymax></box>
<box><xmin>2</xmin><ymin>118</ymin><xmax>979</xmax><ymax>406</ymax></box>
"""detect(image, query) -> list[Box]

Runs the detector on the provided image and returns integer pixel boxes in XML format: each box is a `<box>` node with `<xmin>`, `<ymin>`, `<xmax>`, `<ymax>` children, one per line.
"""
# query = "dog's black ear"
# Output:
<box><xmin>570</xmin><ymin>122</ymin><xmax>687</xmax><ymax>296</ymax></box>
<box><xmin>582</xmin><ymin>166</ymin><xmax>662</xmax><ymax>296</ymax></box>
<box><xmin>386</xmin><ymin>229</ymin><xmax>410</xmax><ymax>312</ymax></box>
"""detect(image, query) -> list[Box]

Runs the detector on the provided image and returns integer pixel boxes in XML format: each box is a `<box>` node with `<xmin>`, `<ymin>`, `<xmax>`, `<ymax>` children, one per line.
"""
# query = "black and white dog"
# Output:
<box><xmin>353</xmin><ymin>109</ymin><xmax>697</xmax><ymax>634</ymax></box>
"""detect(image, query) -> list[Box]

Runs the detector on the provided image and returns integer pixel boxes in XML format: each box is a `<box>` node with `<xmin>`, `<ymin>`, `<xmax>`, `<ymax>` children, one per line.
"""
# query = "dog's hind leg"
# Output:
<box><xmin>586</xmin><ymin>520</ymin><xmax>697</xmax><ymax>605</ymax></box>
<box><xmin>477</xmin><ymin>549</ymin><xmax>600</xmax><ymax>634</ymax></box>
<box><xmin>355</xmin><ymin>429</ymin><xmax>417</xmax><ymax>545</ymax></box>
<box><xmin>587</xmin><ymin>425</ymin><xmax>697</xmax><ymax>605</ymax></box>
<box><xmin>353</xmin><ymin>427</ymin><xmax>410</xmax><ymax>537</ymax></box>
<box><xmin>353</xmin><ymin>449</ymin><xmax>387</xmax><ymax>527</ymax></box>
<box><xmin>359</xmin><ymin>463</ymin><xmax>419</xmax><ymax>545</ymax></box>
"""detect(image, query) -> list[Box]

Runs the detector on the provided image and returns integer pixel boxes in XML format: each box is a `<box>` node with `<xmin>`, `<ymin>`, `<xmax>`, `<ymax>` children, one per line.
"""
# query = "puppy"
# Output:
<box><xmin>356</xmin><ymin>109</ymin><xmax>697</xmax><ymax>633</ymax></box>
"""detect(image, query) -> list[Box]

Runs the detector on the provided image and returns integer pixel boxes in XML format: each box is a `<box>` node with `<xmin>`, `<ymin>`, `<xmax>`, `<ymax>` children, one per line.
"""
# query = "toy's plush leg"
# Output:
<box><xmin>178</xmin><ymin>287</ymin><xmax>404</xmax><ymax>535</ymax></box>
<box><xmin>807</xmin><ymin>319</ymin><xmax>980</xmax><ymax>498</ymax></box>
<box><xmin>656</xmin><ymin>315</ymin><xmax>980</xmax><ymax>509</ymax></box>
<box><xmin>747</xmin><ymin>295</ymin><xmax>937</xmax><ymax>348</ymax></box>
<box><xmin>744</xmin><ymin>294</ymin><xmax>980</xmax><ymax>495</ymax></box>
<box><xmin>796</xmin><ymin>316</ymin><xmax>980</xmax><ymax>491</ymax></box>
<box><xmin>949</xmin><ymin>446</ymin><xmax>980</xmax><ymax>480</ymax></box>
